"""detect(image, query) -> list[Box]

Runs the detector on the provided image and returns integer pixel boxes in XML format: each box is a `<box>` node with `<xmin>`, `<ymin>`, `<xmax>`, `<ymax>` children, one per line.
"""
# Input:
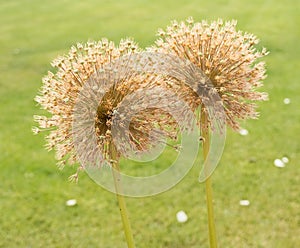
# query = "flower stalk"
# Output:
<box><xmin>110</xmin><ymin>144</ymin><xmax>135</xmax><ymax>248</ymax></box>
<box><xmin>201</xmin><ymin>108</ymin><xmax>217</xmax><ymax>248</ymax></box>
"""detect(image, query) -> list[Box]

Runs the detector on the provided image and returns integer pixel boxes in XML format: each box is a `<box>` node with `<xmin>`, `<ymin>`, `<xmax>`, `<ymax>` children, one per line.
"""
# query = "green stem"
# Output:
<box><xmin>205</xmin><ymin>177</ymin><xmax>217</xmax><ymax>248</ymax></box>
<box><xmin>201</xmin><ymin>110</ymin><xmax>218</xmax><ymax>248</ymax></box>
<box><xmin>111</xmin><ymin>145</ymin><xmax>135</xmax><ymax>248</ymax></box>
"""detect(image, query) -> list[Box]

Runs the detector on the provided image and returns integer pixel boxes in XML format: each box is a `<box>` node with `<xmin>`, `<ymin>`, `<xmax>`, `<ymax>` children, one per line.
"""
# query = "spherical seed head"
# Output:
<box><xmin>152</xmin><ymin>18</ymin><xmax>268</xmax><ymax>130</ymax></box>
<box><xmin>34</xmin><ymin>39</ymin><xmax>181</xmax><ymax>178</ymax></box>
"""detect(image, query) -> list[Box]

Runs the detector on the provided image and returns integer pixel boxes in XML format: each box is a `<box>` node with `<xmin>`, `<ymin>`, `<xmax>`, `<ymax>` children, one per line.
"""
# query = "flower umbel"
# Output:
<box><xmin>151</xmin><ymin>18</ymin><xmax>269</xmax><ymax>248</ymax></box>
<box><xmin>33</xmin><ymin>39</ymin><xmax>181</xmax><ymax>178</ymax></box>
<box><xmin>152</xmin><ymin>18</ymin><xmax>268</xmax><ymax>130</ymax></box>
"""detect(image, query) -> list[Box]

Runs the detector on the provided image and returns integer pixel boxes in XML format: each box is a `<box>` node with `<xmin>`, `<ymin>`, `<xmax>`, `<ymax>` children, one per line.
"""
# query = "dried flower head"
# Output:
<box><xmin>151</xmin><ymin>18</ymin><xmax>268</xmax><ymax>130</ymax></box>
<box><xmin>33</xmin><ymin>38</ymin><xmax>187</xmax><ymax>178</ymax></box>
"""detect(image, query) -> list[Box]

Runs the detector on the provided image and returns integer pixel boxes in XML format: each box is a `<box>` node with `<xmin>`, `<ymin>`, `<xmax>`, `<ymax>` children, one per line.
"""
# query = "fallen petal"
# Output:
<box><xmin>176</xmin><ymin>210</ymin><xmax>188</xmax><ymax>223</ymax></box>
<box><xmin>239</xmin><ymin>200</ymin><xmax>250</xmax><ymax>206</ymax></box>
<box><xmin>281</xmin><ymin>157</ymin><xmax>289</xmax><ymax>163</ymax></box>
<box><xmin>283</xmin><ymin>98</ymin><xmax>291</xmax><ymax>104</ymax></box>
<box><xmin>274</xmin><ymin>159</ymin><xmax>285</xmax><ymax>168</ymax></box>
<box><xmin>66</xmin><ymin>199</ymin><xmax>77</xmax><ymax>206</ymax></box>
<box><xmin>239</xmin><ymin>128</ymin><xmax>249</xmax><ymax>136</ymax></box>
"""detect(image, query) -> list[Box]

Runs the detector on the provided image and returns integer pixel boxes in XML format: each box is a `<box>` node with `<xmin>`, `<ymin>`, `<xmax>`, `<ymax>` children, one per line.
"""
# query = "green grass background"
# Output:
<box><xmin>0</xmin><ymin>0</ymin><xmax>299</xmax><ymax>247</ymax></box>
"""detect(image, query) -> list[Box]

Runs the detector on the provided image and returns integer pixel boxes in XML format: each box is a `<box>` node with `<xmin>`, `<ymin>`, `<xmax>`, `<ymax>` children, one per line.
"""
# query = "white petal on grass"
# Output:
<box><xmin>283</xmin><ymin>98</ymin><xmax>291</xmax><ymax>104</ymax></box>
<box><xmin>274</xmin><ymin>159</ymin><xmax>285</xmax><ymax>168</ymax></box>
<box><xmin>282</xmin><ymin>157</ymin><xmax>289</xmax><ymax>163</ymax></box>
<box><xmin>176</xmin><ymin>210</ymin><xmax>188</xmax><ymax>223</ymax></box>
<box><xmin>239</xmin><ymin>128</ymin><xmax>249</xmax><ymax>136</ymax></box>
<box><xmin>66</xmin><ymin>199</ymin><xmax>77</xmax><ymax>207</ymax></box>
<box><xmin>239</xmin><ymin>200</ymin><xmax>250</xmax><ymax>206</ymax></box>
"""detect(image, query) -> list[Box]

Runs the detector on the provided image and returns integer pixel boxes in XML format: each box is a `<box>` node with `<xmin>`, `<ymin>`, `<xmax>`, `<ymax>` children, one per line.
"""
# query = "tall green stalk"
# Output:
<box><xmin>201</xmin><ymin>109</ymin><xmax>218</xmax><ymax>248</ymax></box>
<box><xmin>110</xmin><ymin>145</ymin><xmax>135</xmax><ymax>248</ymax></box>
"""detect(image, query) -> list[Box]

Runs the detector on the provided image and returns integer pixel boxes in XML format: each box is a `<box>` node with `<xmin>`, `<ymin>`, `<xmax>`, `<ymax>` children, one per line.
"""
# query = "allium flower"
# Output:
<box><xmin>151</xmin><ymin>17</ymin><xmax>268</xmax><ymax>130</ymax></box>
<box><xmin>33</xmin><ymin>38</ymin><xmax>181</xmax><ymax>178</ymax></box>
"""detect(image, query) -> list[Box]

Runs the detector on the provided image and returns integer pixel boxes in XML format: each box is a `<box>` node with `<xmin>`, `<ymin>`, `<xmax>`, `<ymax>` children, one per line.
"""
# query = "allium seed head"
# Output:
<box><xmin>151</xmin><ymin>18</ymin><xmax>268</xmax><ymax>130</ymax></box>
<box><xmin>34</xmin><ymin>39</ymin><xmax>183</xmax><ymax>178</ymax></box>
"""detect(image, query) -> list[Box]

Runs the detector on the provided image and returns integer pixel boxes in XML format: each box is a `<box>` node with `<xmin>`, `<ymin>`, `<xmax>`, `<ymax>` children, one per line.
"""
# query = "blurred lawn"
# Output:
<box><xmin>0</xmin><ymin>0</ymin><xmax>299</xmax><ymax>247</ymax></box>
